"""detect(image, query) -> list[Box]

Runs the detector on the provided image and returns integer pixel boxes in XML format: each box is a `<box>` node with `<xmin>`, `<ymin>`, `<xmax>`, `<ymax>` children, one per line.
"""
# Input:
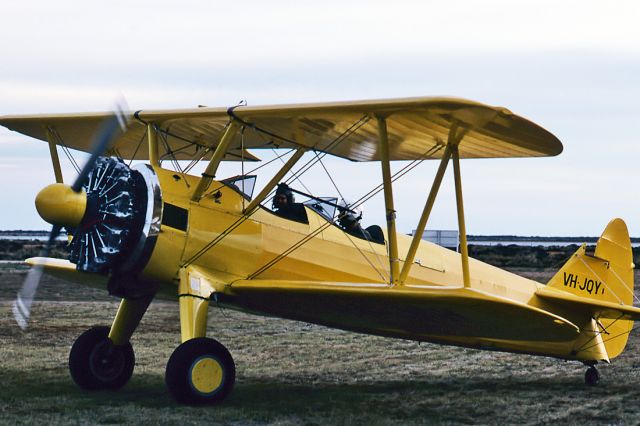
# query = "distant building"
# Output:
<box><xmin>412</xmin><ymin>229</ymin><xmax>459</xmax><ymax>251</ymax></box>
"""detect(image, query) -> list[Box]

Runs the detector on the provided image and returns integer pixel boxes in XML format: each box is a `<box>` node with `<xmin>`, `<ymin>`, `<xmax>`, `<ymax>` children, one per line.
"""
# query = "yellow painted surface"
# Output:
<box><xmin>108</xmin><ymin>297</ymin><xmax>152</xmax><ymax>346</ymax></box>
<box><xmin>376</xmin><ymin>116</ymin><xmax>399</xmax><ymax>285</ymax></box>
<box><xmin>400</xmin><ymin>144</ymin><xmax>452</xmax><ymax>283</ymax></box>
<box><xmin>541</xmin><ymin>218</ymin><xmax>636</xmax><ymax>360</ymax></box>
<box><xmin>191</xmin><ymin>121</ymin><xmax>239</xmax><ymax>201</ymax></box>
<box><xmin>190</xmin><ymin>356</ymin><xmax>223</xmax><ymax>394</ymax></box>
<box><xmin>32</xmin><ymin>166</ymin><xmax>637</xmax><ymax>362</ymax></box>
<box><xmin>26</xmin><ymin>153</ymin><xmax>637</xmax><ymax>364</ymax></box>
<box><xmin>45</xmin><ymin>128</ymin><xmax>63</xmax><ymax>183</ymax></box>
<box><xmin>131</xmin><ymin>167</ymin><xmax>635</xmax><ymax>362</ymax></box>
<box><xmin>178</xmin><ymin>268</ymin><xmax>211</xmax><ymax>342</ymax></box>
<box><xmin>35</xmin><ymin>183</ymin><xmax>86</xmax><ymax>227</ymax></box>
<box><xmin>0</xmin><ymin>96</ymin><xmax>562</xmax><ymax>162</ymax></box>
<box><xmin>26</xmin><ymin>257</ymin><xmax>108</xmax><ymax>290</ymax></box>
<box><xmin>147</xmin><ymin>123</ymin><xmax>159</xmax><ymax>167</ymax></box>
<box><xmin>22</xmin><ymin>97</ymin><xmax>640</xmax><ymax>371</ymax></box>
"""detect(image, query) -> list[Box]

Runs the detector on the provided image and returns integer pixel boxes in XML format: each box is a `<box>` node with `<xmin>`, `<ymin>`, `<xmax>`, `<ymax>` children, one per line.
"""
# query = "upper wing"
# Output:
<box><xmin>1</xmin><ymin>97</ymin><xmax>561</xmax><ymax>162</ymax></box>
<box><xmin>0</xmin><ymin>110</ymin><xmax>259</xmax><ymax>162</ymax></box>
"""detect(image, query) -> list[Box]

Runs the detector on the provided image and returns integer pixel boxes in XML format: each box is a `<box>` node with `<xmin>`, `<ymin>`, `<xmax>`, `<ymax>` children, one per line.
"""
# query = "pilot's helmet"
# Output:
<box><xmin>338</xmin><ymin>199</ymin><xmax>362</xmax><ymax>227</ymax></box>
<box><xmin>273</xmin><ymin>183</ymin><xmax>295</xmax><ymax>208</ymax></box>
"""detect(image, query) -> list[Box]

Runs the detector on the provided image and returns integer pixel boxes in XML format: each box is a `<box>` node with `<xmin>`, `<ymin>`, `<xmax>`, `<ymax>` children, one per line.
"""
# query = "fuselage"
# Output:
<box><xmin>137</xmin><ymin>166</ymin><xmax>597</xmax><ymax>362</ymax></box>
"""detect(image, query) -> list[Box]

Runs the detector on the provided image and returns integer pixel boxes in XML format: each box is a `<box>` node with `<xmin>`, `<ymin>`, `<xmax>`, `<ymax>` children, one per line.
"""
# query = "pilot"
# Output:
<box><xmin>338</xmin><ymin>202</ymin><xmax>371</xmax><ymax>240</ymax></box>
<box><xmin>272</xmin><ymin>183</ymin><xmax>307</xmax><ymax>223</ymax></box>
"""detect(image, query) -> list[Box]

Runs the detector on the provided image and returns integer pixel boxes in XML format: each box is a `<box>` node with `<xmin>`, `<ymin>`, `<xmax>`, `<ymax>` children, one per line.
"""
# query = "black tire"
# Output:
<box><xmin>585</xmin><ymin>366</ymin><xmax>600</xmax><ymax>386</ymax></box>
<box><xmin>69</xmin><ymin>326</ymin><xmax>135</xmax><ymax>390</ymax></box>
<box><xmin>165</xmin><ymin>337</ymin><xmax>235</xmax><ymax>405</ymax></box>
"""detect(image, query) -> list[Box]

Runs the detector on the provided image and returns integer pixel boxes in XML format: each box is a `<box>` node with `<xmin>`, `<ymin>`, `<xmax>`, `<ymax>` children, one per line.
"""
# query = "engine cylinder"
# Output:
<box><xmin>68</xmin><ymin>158</ymin><xmax>161</xmax><ymax>277</ymax></box>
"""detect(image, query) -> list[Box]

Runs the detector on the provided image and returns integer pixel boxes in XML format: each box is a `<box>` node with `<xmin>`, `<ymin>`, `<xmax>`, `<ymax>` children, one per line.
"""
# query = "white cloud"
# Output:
<box><xmin>1</xmin><ymin>1</ymin><xmax>640</xmax><ymax>235</ymax></box>
<box><xmin>4</xmin><ymin>1</ymin><xmax>640</xmax><ymax>71</ymax></box>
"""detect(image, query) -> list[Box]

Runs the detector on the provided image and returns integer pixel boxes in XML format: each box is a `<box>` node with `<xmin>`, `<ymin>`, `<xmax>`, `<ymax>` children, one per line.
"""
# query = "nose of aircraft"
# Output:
<box><xmin>35</xmin><ymin>183</ymin><xmax>87</xmax><ymax>228</ymax></box>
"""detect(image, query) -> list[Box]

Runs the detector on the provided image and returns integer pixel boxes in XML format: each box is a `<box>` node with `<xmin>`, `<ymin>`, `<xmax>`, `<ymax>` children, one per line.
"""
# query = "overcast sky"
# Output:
<box><xmin>1</xmin><ymin>0</ymin><xmax>639</xmax><ymax>236</ymax></box>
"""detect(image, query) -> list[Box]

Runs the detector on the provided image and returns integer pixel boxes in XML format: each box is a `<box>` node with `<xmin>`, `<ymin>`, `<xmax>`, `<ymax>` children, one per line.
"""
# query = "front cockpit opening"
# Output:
<box><xmin>220</xmin><ymin>175</ymin><xmax>256</xmax><ymax>200</ymax></box>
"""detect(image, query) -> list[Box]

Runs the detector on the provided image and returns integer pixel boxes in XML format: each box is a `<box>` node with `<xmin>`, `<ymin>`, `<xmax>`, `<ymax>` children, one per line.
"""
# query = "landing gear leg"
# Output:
<box><xmin>108</xmin><ymin>296</ymin><xmax>153</xmax><ymax>346</ymax></box>
<box><xmin>165</xmin><ymin>268</ymin><xmax>235</xmax><ymax>404</ymax></box>
<box><xmin>585</xmin><ymin>365</ymin><xmax>600</xmax><ymax>386</ymax></box>
<box><xmin>166</xmin><ymin>294</ymin><xmax>236</xmax><ymax>404</ymax></box>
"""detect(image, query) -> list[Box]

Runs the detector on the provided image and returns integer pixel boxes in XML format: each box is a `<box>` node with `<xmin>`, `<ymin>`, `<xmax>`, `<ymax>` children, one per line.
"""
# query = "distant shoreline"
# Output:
<box><xmin>0</xmin><ymin>230</ymin><xmax>50</xmax><ymax>236</ymax></box>
<box><xmin>2</xmin><ymin>230</ymin><xmax>639</xmax><ymax>243</ymax></box>
<box><xmin>1</xmin><ymin>237</ymin><xmax>639</xmax><ymax>268</ymax></box>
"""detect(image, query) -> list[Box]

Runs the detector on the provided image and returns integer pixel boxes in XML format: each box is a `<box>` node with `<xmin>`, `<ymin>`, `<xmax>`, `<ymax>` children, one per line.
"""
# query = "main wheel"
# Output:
<box><xmin>165</xmin><ymin>337</ymin><xmax>235</xmax><ymax>405</ymax></box>
<box><xmin>69</xmin><ymin>326</ymin><xmax>135</xmax><ymax>390</ymax></box>
<box><xmin>585</xmin><ymin>366</ymin><xmax>600</xmax><ymax>386</ymax></box>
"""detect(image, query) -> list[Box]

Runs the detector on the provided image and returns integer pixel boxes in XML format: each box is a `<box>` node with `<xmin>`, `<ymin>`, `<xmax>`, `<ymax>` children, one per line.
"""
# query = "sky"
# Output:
<box><xmin>1</xmin><ymin>0</ymin><xmax>640</xmax><ymax>236</ymax></box>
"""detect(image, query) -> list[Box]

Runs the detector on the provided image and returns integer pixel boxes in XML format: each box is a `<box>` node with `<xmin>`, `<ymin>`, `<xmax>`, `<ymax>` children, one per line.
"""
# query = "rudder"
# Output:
<box><xmin>547</xmin><ymin>218</ymin><xmax>635</xmax><ymax>359</ymax></box>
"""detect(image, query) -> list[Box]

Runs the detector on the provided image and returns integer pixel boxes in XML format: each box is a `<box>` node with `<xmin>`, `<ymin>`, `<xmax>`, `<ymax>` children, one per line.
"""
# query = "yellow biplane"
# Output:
<box><xmin>2</xmin><ymin>97</ymin><xmax>638</xmax><ymax>405</ymax></box>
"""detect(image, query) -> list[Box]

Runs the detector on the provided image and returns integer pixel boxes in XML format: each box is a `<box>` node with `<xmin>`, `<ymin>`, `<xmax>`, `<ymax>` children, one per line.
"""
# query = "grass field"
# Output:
<box><xmin>2</xmin><ymin>264</ymin><xmax>640</xmax><ymax>425</ymax></box>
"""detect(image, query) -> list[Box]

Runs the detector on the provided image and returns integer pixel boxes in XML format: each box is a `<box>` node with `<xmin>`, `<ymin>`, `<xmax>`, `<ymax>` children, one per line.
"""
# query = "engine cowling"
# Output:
<box><xmin>68</xmin><ymin>158</ymin><xmax>162</xmax><ymax>293</ymax></box>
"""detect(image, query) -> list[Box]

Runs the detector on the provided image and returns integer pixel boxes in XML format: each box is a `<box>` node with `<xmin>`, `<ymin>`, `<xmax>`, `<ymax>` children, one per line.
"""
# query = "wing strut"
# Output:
<box><xmin>398</xmin><ymin>143</ymin><xmax>453</xmax><ymax>284</ymax></box>
<box><xmin>398</xmin><ymin>123</ymin><xmax>470</xmax><ymax>287</ymax></box>
<box><xmin>147</xmin><ymin>123</ymin><xmax>159</xmax><ymax>166</ymax></box>
<box><xmin>376</xmin><ymin>116</ymin><xmax>400</xmax><ymax>285</ymax></box>
<box><xmin>45</xmin><ymin>127</ymin><xmax>64</xmax><ymax>183</ymax></box>
<box><xmin>452</xmin><ymin>142</ymin><xmax>470</xmax><ymax>288</ymax></box>
<box><xmin>191</xmin><ymin>121</ymin><xmax>240</xmax><ymax>201</ymax></box>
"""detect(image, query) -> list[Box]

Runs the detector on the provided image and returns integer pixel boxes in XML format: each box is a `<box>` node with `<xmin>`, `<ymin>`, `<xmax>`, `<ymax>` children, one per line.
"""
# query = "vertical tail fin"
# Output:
<box><xmin>546</xmin><ymin>218</ymin><xmax>635</xmax><ymax>360</ymax></box>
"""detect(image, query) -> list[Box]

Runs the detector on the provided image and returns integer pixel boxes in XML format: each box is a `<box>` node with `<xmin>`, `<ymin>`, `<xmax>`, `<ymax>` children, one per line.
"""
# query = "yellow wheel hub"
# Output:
<box><xmin>189</xmin><ymin>356</ymin><xmax>223</xmax><ymax>395</ymax></box>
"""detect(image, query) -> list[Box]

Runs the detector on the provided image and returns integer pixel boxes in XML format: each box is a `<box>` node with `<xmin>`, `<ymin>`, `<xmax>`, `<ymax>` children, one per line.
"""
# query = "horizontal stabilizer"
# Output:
<box><xmin>536</xmin><ymin>287</ymin><xmax>640</xmax><ymax>321</ymax></box>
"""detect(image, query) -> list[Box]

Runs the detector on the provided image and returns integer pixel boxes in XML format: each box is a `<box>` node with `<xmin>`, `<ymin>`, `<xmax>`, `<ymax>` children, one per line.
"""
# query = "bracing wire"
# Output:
<box><xmin>284</xmin><ymin>115</ymin><xmax>370</xmax><ymax>186</ymax></box>
<box><xmin>48</xmin><ymin>126</ymin><xmax>81</xmax><ymax>174</ymax></box>
<box><xmin>246</xmin><ymin>145</ymin><xmax>443</xmax><ymax>279</ymax></box>
<box><xmin>340</xmin><ymin>231</ymin><xmax>389</xmax><ymax>282</ymax></box>
<box><xmin>574</xmin><ymin>312</ymin><xmax>625</xmax><ymax>352</ymax></box>
<box><xmin>314</xmin><ymin>151</ymin><xmax>346</xmax><ymax>203</ymax></box>
<box><xmin>183</xmin><ymin>148</ymin><xmax>301</xmax><ymax>266</ymax></box>
<box><xmin>578</xmin><ymin>314</ymin><xmax>635</xmax><ymax>353</ymax></box>
<box><xmin>158</xmin><ymin>130</ymin><xmax>191</xmax><ymax>188</ymax></box>
<box><xmin>189</xmin><ymin>142</ymin><xmax>442</xmax><ymax>271</ymax></box>
<box><xmin>273</xmin><ymin>148</ymin><xmax>312</xmax><ymax>194</ymax></box>
<box><xmin>184</xmin><ymin>116</ymin><xmax>370</xmax><ymax>267</ymax></box>
<box><xmin>202</xmin><ymin>148</ymin><xmax>295</xmax><ymax>199</ymax></box>
<box><xmin>183</xmin><ymin>112</ymin><xmax>441</xmax><ymax>280</ymax></box>
<box><xmin>127</xmin><ymin>127</ymin><xmax>148</xmax><ymax>167</ymax></box>
<box><xmin>240</xmin><ymin>126</ymin><xmax>246</xmax><ymax>209</ymax></box>
<box><xmin>61</xmin><ymin>145</ymin><xmax>82</xmax><ymax>174</ymax></box>
<box><xmin>183</xmin><ymin>147</ymin><xmax>213</xmax><ymax>175</ymax></box>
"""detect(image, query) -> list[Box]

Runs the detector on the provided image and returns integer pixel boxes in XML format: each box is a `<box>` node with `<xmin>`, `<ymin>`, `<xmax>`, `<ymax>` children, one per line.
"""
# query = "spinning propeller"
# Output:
<box><xmin>13</xmin><ymin>107</ymin><xmax>128</xmax><ymax>330</ymax></box>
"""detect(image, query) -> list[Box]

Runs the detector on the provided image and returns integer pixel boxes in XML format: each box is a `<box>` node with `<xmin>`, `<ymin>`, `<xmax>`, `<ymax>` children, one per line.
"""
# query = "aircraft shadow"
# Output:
<box><xmin>1</xmin><ymin>367</ymin><xmax>618</xmax><ymax>414</ymax></box>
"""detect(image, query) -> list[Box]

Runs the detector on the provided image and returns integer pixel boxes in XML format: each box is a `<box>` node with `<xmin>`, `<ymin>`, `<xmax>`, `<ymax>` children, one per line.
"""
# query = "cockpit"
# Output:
<box><xmin>219</xmin><ymin>177</ymin><xmax>384</xmax><ymax>244</ymax></box>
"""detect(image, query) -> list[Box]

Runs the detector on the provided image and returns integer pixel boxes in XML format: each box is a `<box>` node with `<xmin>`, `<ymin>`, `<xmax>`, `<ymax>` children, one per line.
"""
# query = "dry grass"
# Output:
<box><xmin>1</xmin><ymin>266</ymin><xmax>640</xmax><ymax>424</ymax></box>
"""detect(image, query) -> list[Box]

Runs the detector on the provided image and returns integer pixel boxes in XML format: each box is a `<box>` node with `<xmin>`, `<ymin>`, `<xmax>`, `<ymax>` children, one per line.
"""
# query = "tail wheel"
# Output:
<box><xmin>165</xmin><ymin>338</ymin><xmax>235</xmax><ymax>405</ymax></box>
<box><xmin>585</xmin><ymin>366</ymin><xmax>600</xmax><ymax>386</ymax></box>
<box><xmin>69</xmin><ymin>326</ymin><xmax>135</xmax><ymax>390</ymax></box>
